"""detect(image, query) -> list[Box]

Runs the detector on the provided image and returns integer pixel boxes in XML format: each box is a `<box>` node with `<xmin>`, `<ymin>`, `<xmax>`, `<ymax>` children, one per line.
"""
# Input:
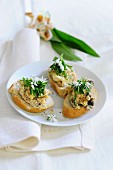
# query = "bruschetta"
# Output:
<box><xmin>48</xmin><ymin>55</ymin><xmax>77</xmax><ymax>98</ymax></box>
<box><xmin>8</xmin><ymin>76</ymin><xmax>54</xmax><ymax>113</ymax></box>
<box><xmin>62</xmin><ymin>78</ymin><xmax>96</xmax><ymax>118</ymax></box>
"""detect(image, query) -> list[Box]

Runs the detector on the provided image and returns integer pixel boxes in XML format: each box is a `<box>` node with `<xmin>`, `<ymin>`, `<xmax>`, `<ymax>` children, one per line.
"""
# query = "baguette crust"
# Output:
<box><xmin>8</xmin><ymin>81</ymin><xmax>54</xmax><ymax>113</ymax></box>
<box><xmin>48</xmin><ymin>72</ymin><xmax>77</xmax><ymax>98</ymax></box>
<box><xmin>62</xmin><ymin>93</ymin><xmax>88</xmax><ymax>118</ymax></box>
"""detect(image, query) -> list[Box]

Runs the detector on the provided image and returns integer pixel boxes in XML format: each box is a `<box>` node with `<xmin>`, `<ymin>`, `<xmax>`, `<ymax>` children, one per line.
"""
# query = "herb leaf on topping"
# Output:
<box><xmin>22</xmin><ymin>77</ymin><xmax>32</xmax><ymax>87</ymax></box>
<box><xmin>51</xmin><ymin>41</ymin><xmax>82</xmax><ymax>61</ymax></box>
<box><xmin>21</xmin><ymin>77</ymin><xmax>47</xmax><ymax>97</ymax></box>
<box><xmin>71</xmin><ymin>78</ymin><xmax>93</xmax><ymax>95</ymax></box>
<box><xmin>49</xmin><ymin>54</ymin><xmax>73</xmax><ymax>78</ymax></box>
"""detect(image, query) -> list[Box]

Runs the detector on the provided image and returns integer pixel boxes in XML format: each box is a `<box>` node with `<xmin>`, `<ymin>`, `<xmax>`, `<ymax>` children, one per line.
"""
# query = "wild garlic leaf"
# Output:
<box><xmin>50</xmin><ymin>29</ymin><xmax>62</xmax><ymax>42</ymax></box>
<box><xmin>51</xmin><ymin>41</ymin><xmax>82</xmax><ymax>61</ymax></box>
<box><xmin>52</xmin><ymin>28</ymin><xmax>100</xmax><ymax>57</ymax></box>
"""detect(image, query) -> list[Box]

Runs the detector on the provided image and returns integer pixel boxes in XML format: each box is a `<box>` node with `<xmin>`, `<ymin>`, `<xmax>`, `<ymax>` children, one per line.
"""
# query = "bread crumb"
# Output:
<box><xmin>50</xmin><ymin>108</ymin><xmax>54</xmax><ymax>113</ymax></box>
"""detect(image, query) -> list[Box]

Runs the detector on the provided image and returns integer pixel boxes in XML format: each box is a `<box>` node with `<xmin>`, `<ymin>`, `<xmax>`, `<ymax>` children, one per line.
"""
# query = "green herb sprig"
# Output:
<box><xmin>50</xmin><ymin>54</ymin><xmax>72</xmax><ymax>77</ymax></box>
<box><xmin>22</xmin><ymin>77</ymin><xmax>47</xmax><ymax>97</ymax></box>
<box><xmin>22</xmin><ymin>77</ymin><xmax>32</xmax><ymax>87</ymax></box>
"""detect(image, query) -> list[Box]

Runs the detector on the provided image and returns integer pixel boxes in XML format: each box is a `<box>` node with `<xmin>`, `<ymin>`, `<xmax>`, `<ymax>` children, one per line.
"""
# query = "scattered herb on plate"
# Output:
<box><xmin>47</xmin><ymin>114</ymin><xmax>58</xmax><ymax>122</ymax></box>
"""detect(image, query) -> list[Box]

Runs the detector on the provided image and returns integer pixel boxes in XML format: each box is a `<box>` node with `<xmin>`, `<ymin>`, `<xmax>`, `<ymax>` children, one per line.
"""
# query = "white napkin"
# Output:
<box><xmin>0</xmin><ymin>28</ymin><xmax>94</xmax><ymax>152</ymax></box>
<box><xmin>0</xmin><ymin>118</ymin><xmax>93</xmax><ymax>152</ymax></box>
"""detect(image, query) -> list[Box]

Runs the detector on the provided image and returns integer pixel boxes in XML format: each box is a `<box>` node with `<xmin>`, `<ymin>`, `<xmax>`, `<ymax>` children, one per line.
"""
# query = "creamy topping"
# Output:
<box><xmin>50</xmin><ymin>70</ymin><xmax>76</xmax><ymax>87</ymax></box>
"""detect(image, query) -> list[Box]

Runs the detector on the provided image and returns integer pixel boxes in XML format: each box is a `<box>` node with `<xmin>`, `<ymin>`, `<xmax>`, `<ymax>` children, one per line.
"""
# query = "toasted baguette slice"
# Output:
<box><xmin>8</xmin><ymin>81</ymin><xmax>54</xmax><ymax>113</ymax></box>
<box><xmin>48</xmin><ymin>72</ymin><xmax>77</xmax><ymax>98</ymax></box>
<box><xmin>62</xmin><ymin>93</ymin><xmax>87</xmax><ymax>118</ymax></box>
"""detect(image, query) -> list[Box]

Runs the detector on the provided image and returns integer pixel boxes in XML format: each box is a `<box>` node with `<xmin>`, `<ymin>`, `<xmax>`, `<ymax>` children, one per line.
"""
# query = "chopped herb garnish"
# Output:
<box><xmin>71</xmin><ymin>78</ymin><xmax>93</xmax><ymax>95</ymax></box>
<box><xmin>49</xmin><ymin>54</ymin><xmax>73</xmax><ymax>78</ymax></box>
<box><xmin>21</xmin><ymin>76</ymin><xmax>47</xmax><ymax>97</ymax></box>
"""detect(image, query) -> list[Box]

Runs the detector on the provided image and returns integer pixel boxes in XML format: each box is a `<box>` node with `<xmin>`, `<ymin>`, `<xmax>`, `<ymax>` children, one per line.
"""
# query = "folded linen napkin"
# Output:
<box><xmin>0</xmin><ymin>28</ymin><xmax>94</xmax><ymax>152</ymax></box>
<box><xmin>0</xmin><ymin>118</ymin><xmax>93</xmax><ymax>152</ymax></box>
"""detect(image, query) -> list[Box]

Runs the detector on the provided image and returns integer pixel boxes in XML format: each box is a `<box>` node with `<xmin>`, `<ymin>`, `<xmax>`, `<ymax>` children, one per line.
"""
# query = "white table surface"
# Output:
<box><xmin>0</xmin><ymin>0</ymin><xmax>113</xmax><ymax>170</ymax></box>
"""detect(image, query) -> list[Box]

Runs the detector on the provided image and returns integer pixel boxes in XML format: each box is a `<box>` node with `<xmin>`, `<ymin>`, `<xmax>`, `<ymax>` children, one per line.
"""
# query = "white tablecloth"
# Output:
<box><xmin>0</xmin><ymin>0</ymin><xmax>113</xmax><ymax>170</ymax></box>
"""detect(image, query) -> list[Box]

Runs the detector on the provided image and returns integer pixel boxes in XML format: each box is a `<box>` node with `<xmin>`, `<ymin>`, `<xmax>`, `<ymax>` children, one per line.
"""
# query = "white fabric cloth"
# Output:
<box><xmin>0</xmin><ymin>28</ymin><xmax>93</xmax><ymax>152</ymax></box>
<box><xmin>0</xmin><ymin>1</ymin><xmax>113</xmax><ymax>170</ymax></box>
<box><xmin>0</xmin><ymin>118</ymin><xmax>93</xmax><ymax>152</ymax></box>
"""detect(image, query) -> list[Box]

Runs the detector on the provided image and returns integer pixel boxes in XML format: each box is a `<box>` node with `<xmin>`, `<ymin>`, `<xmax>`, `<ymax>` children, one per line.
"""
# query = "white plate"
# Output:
<box><xmin>6</xmin><ymin>61</ymin><xmax>107</xmax><ymax>126</ymax></box>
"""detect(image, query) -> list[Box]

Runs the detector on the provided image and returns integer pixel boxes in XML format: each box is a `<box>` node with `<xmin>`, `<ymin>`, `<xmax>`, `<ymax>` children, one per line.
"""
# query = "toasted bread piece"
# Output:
<box><xmin>48</xmin><ymin>75</ymin><xmax>70</xmax><ymax>98</ymax></box>
<box><xmin>62</xmin><ymin>93</ymin><xmax>88</xmax><ymax>118</ymax></box>
<box><xmin>48</xmin><ymin>72</ymin><xmax>77</xmax><ymax>98</ymax></box>
<box><xmin>8</xmin><ymin>81</ymin><xmax>54</xmax><ymax>113</ymax></box>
